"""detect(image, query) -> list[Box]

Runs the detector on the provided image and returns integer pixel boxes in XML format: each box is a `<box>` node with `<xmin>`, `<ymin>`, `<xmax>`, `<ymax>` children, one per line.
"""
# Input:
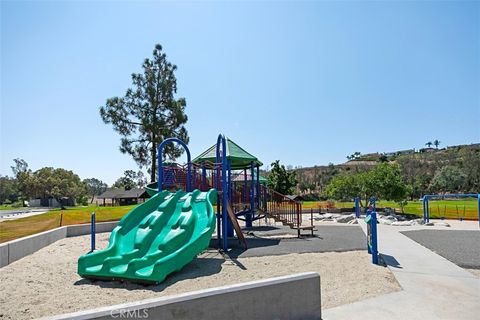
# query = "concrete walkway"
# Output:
<box><xmin>324</xmin><ymin>221</ymin><xmax>480</xmax><ymax>320</ymax></box>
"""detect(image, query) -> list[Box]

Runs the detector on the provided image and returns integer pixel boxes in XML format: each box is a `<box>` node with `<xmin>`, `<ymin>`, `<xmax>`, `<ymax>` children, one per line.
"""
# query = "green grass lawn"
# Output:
<box><xmin>0</xmin><ymin>204</ymin><xmax>18</xmax><ymax>210</ymax></box>
<box><xmin>1</xmin><ymin>198</ymin><xmax>478</xmax><ymax>243</ymax></box>
<box><xmin>0</xmin><ymin>204</ymin><xmax>136</xmax><ymax>243</ymax></box>
<box><xmin>302</xmin><ymin>199</ymin><xmax>478</xmax><ymax>220</ymax></box>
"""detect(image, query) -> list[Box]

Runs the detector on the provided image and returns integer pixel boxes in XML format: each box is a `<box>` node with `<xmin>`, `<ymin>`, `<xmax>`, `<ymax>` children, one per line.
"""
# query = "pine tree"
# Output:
<box><xmin>100</xmin><ymin>44</ymin><xmax>189</xmax><ymax>182</ymax></box>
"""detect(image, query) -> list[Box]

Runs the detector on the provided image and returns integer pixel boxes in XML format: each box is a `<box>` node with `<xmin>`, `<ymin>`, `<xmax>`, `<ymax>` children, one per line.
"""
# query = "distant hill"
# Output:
<box><xmin>291</xmin><ymin>142</ymin><xmax>480</xmax><ymax>198</ymax></box>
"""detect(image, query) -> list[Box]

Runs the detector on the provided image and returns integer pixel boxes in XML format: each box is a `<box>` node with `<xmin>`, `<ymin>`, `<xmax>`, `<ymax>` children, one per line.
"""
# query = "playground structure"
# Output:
<box><xmin>152</xmin><ymin>135</ymin><xmax>306</xmax><ymax>251</ymax></box>
<box><xmin>422</xmin><ymin>194</ymin><xmax>480</xmax><ymax>226</ymax></box>
<box><xmin>78</xmin><ymin>134</ymin><xmax>304</xmax><ymax>283</ymax></box>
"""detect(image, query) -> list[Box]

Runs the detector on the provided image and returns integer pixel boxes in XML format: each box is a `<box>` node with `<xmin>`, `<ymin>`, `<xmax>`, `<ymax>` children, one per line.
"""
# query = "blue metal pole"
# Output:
<box><xmin>243</xmin><ymin>169</ymin><xmax>247</xmax><ymax>203</ymax></box>
<box><xmin>226</xmin><ymin>159</ymin><xmax>234</xmax><ymax>237</ymax></box>
<box><xmin>355</xmin><ymin>197</ymin><xmax>359</xmax><ymax>218</ymax></box>
<box><xmin>90</xmin><ymin>212</ymin><xmax>96</xmax><ymax>253</ymax></box>
<box><xmin>371</xmin><ymin>198</ymin><xmax>378</xmax><ymax>265</ymax></box>
<box><xmin>256</xmin><ymin>165</ymin><xmax>260</xmax><ymax>209</ymax></box>
<box><xmin>216</xmin><ymin>134</ymin><xmax>228</xmax><ymax>251</ymax></box>
<box><xmin>158</xmin><ymin>138</ymin><xmax>191</xmax><ymax>192</ymax></box>
<box><xmin>422</xmin><ymin>196</ymin><xmax>427</xmax><ymax>224</ymax></box>
<box><xmin>245</xmin><ymin>167</ymin><xmax>252</xmax><ymax>227</ymax></box>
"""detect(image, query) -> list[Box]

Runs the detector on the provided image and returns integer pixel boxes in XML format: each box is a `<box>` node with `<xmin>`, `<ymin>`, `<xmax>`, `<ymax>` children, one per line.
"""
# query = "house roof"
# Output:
<box><xmin>98</xmin><ymin>188</ymin><xmax>148</xmax><ymax>199</ymax></box>
<box><xmin>285</xmin><ymin>195</ymin><xmax>304</xmax><ymax>202</ymax></box>
<box><xmin>192</xmin><ymin>138</ymin><xmax>263</xmax><ymax>169</ymax></box>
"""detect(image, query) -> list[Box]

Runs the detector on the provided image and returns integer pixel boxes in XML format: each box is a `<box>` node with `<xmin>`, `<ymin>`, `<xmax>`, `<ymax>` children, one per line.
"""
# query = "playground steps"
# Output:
<box><xmin>258</xmin><ymin>208</ymin><xmax>317</xmax><ymax>237</ymax></box>
<box><xmin>258</xmin><ymin>209</ymin><xmax>295</xmax><ymax>228</ymax></box>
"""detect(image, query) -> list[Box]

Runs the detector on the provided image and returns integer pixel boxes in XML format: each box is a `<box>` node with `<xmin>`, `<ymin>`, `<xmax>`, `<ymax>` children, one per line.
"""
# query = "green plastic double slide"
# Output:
<box><xmin>78</xmin><ymin>189</ymin><xmax>217</xmax><ymax>284</ymax></box>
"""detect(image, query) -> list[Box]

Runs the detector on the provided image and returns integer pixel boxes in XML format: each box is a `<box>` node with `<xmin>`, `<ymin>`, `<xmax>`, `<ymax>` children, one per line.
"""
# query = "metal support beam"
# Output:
<box><xmin>158</xmin><ymin>138</ymin><xmax>191</xmax><ymax>192</ymax></box>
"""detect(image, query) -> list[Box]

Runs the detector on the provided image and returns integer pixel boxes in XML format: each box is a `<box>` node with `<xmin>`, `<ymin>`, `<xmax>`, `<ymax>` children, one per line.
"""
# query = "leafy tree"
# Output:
<box><xmin>433</xmin><ymin>139</ymin><xmax>441</xmax><ymax>149</ymax></box>
<box><xmin>267</xmin><ymin>160</ymin><xmax>298</xmax><ymax>195</ymax></box>
<box><xmin>431</xmin><ymin>166</ymin><xmax>466</xmax><ymax>193</ymax></box>
<box><xmin>11</xmin><ymin>158</ymin><xmax>29</xmax><ymax>176</ymax></box>
<box><xmin>11</xmin><ymin>159</ymin><xmax>33</xmax><ymax>204</ymax></box>
<box><xmin>83</xmin><ymin>178</ymin><xmax>108</xmax><ymax>203</ymax></box>
<box><xmin>368</xmin><ymin>163</ymin><xmax>410</xmax><ymax>202</ymax></box>
<box><xmin>113</xmin><ymin>170</ymin><xmax>146</xmax><ymax>190</ymax></box>
<box><xmin>135</xmin><ymin>170</ymin><xmax>147</xmax><ymax>188</ymax></box>
<box><xmin>425</xmin><ymin>141</ymin><xmax>433</xmax><ymax>148</ymax></box>
<box><xmin>325</xmin><ymin>163</ymin><xmax>409</xmax><ymax>207</ymax></box>
<box><xmin>100</xmin><ymin>44</ymin><xmax>189</xmax><ymax>182</ymax></box>
<box><xmin>31</xmin><ymin>168</ymin><xmax>87</xmax><ymax>207</ymax></box>
<box><xmin>0</xmin><ymin>175</ymin><xmax>17</xmax><ymax>204</ymax></box>
<box><xmin>325</xmin><ymin>174</ymin><xmax>361</xmax><ymax>201</ymax></box>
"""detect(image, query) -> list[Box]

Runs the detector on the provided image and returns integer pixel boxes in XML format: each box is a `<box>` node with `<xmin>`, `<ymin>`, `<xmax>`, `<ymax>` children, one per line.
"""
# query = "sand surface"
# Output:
<box><xmin>466</xmin><ymin>269</ymin><xmax>480</xmax><ymax>278</ymax></box>
<box><xmin>0</xmin><ymin>233</ymin><xmax>400</xmax><ymax>319</ymax></box>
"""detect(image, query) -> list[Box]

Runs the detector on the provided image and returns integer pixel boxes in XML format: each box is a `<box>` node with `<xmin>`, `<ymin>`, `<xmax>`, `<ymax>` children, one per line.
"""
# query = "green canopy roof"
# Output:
<box><xmin>192</xmin><ymin>138</ymin><xmax>263</xmax><ymax>169</ymax></box>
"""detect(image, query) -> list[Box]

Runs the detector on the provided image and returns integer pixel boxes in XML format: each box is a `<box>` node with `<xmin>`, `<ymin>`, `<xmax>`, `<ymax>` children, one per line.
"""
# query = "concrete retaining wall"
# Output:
<box><xmin>0</xmin><ymin>242</ymin><xmax>8</xmax><ymax>268</ymax></box>
<box><xmin>45</xmin><ymin>272</ymin><xmax>321</xmax><ymax>320</ymax></box>
<box><xmin>0</xmin><ymin>221</ymin><xmax>118</xmax><ymax>268</ymax></box>
<box><xmin>66</xmin><ymin>221</ymin><xmax>118</xmax><ymax>237</ymax></box>
<box><xmin>7</xmin><ymin>227</ymin><xmax>67</xmax><ymax>263</ymax></box>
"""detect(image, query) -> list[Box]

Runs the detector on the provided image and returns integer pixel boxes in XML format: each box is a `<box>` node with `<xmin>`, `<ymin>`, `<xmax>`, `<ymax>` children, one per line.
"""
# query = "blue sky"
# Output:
<box><xmin>1</xmin><ymin>1</ymin><xmax>479</xmax><ymax>184</ymax></box>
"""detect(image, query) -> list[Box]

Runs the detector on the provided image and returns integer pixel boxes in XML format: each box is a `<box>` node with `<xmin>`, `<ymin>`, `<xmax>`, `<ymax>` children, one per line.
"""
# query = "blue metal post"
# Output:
<box><xmin>226</xmin><ymin>159</ymin><xmax>234</xmax><ymax>237</ymax></box>
<box><xmin>243</xmin><ymin>169</ymin><xmax>247</xmax><ymax>203</ymax></box>
<box><xmin>256</xmin><ymin>165</ymin><xmax>260</xmax><ymax>209</ymax></box>
<box><xmin>371</xmin><ymin>198</ymin><xmax>378</xmax><ymax>264</ymax></box>
<box><xmin>422</xmin><ymin>196</ymin><xmax>427</xmax><ymax>224</ymax></box>
<box><xmin>355</xmin><ymin>197</ymin><xmax>360</xmax><ymax>218</ymax></box>
<box><xmin>158</xmin><ymin>138</ymin><xmax>191</xmax><ymax>192</ymax></box>
<box><xmin>246</xmin><ymin>163</ymin><xmax>254</xmax><ymax>227</ymax></box>
<box><xmin>90</xmin><ymin>212</ymin><xmax>96</xmax><ymax>253</ymax></box>
<box><xmin>216</xmin><ymin>134</ymin><xmax>228</xmax><ymax>251</ymax></box>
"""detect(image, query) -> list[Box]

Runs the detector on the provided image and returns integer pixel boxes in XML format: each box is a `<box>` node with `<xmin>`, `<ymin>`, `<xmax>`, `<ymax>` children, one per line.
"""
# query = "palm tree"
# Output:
<box><xmin>425</xmin><ymin>141</ymin><xmax>433</xmax><ymax>148</ymax></box>
<box><xmin>433</xmin><ymin>139</ymin><xmax>441</xmax><ymax>149</ymax></box>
